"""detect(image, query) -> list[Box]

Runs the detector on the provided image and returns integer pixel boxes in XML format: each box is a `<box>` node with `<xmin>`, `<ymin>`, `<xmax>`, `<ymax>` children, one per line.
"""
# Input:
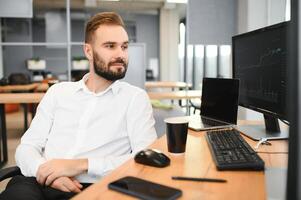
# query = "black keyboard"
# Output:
<box><xmin>206</xmin><ymin>129</ymin><xmax>265</xmax><ymax>170</ymax></box>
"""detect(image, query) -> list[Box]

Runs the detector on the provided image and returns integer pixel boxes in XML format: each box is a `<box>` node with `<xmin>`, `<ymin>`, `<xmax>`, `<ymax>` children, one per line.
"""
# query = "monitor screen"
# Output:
<box><xmin>232</xmin><ymin>22</ymin><xmax>290</xmax><ymax>140</ymax></box>
<box><xmin>232</xmin><ymin>22</ymin><xmax>289</xmax><ymax>121</ymax></box>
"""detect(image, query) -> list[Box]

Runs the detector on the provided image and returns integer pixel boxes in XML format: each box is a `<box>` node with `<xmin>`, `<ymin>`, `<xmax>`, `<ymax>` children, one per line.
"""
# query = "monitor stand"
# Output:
<box><xmin>235</xmin><ymin>114</ymin><xmax>289</xmax><ymax>141</ymax></box>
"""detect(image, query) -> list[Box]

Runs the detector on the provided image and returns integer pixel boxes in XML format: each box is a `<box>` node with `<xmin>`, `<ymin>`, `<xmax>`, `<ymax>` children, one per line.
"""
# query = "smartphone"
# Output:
<box><xmin>108</xmin><ymin>176</ymin><xmax>182</xmax><ymax>200</ymax></box>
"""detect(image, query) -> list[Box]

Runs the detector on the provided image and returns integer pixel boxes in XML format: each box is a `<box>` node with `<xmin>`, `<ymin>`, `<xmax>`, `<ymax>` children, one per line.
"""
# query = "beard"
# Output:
<box><xmin>93</xmin><ymin>52</ymin><xmax>128</xmax><ymax>81</ymax></box>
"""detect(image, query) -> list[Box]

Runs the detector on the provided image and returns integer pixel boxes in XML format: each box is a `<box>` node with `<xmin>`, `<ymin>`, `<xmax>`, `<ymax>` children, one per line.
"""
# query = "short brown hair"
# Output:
<box><xmin>85</xmin><ymin>12</ymin><xmax>125</xmax><ymax>43</ymax></box>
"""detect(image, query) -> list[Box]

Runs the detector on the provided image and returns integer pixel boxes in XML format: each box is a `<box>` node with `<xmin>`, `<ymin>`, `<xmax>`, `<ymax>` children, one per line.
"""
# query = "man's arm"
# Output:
<box><xmin>36</xmin><ymin>159</ymin><xmax>87</xmax><ymax>185</ymax></box>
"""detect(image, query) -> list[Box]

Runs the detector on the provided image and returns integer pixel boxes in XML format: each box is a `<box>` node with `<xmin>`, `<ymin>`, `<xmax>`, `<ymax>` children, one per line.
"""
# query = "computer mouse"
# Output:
<box><xmin>134</xmin><ymin>149</ymin><xmax>170</xmax><ymax>168</ymax></box>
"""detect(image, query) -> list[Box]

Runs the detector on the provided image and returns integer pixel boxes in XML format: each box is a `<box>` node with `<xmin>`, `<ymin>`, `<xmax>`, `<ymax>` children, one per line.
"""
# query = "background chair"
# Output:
<box><xmin>8</xmin><ymin>73</ymin><xmax>31</xmax><ymax>85</ymax></box>
<box><xmin>189</xmin><ymin>98</ymin><xmax>201</xmax><ymax>114</ymax></box>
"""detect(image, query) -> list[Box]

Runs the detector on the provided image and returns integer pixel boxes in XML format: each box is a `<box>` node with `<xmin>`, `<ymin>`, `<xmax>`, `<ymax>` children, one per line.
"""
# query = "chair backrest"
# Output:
<box><xmin>8</xmin><ymin>73</ymin><xmax>31</xmax><ymax>85</ymax></box>
<box><xmin>0</xmin><ymin>78</ymin><xmax>9</xmax><ymax>86</ymax></box>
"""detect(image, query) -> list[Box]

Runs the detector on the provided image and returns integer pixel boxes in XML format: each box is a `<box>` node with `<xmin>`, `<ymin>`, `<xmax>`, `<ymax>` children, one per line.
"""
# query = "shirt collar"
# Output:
<box><xmin>76</xmin><ymin>73</ymin><xmax>120</xmax><ymax>96</ymax></box>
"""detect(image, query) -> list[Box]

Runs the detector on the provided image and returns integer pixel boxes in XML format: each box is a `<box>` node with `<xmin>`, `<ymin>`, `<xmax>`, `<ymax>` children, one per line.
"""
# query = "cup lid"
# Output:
<box><xmin>164</xmin><ymin>116</ymin><xmax>190</xmax><ymax>124</ymax></box>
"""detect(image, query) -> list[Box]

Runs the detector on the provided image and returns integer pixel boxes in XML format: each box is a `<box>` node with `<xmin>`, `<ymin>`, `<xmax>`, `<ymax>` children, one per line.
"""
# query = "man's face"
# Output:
<box><xmin>90</xmin><ymin>25</ymin><xmax>129</xmax><ymax>81</ymax></box>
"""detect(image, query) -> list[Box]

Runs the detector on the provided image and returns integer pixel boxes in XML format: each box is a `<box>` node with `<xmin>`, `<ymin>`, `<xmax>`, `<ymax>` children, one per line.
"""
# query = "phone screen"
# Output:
<box><xmin>108</xmin><ymin>176</ymin><xmax>182</xmax><ymax>200</ymax></box>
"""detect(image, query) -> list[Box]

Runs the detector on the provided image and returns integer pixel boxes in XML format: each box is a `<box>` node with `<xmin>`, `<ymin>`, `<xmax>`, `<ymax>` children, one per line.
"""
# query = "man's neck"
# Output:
<box><xmin>86</xmin><ymin>73</ymin><xmax>113</xmax><ymax>93</ymax></box>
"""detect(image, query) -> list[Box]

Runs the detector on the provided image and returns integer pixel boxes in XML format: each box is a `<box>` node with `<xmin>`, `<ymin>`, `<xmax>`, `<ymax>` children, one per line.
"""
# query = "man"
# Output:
<box><xmin>0</xmin><ymin>12</ymin><xmax>157</xmax><ymax>200</ymax></box>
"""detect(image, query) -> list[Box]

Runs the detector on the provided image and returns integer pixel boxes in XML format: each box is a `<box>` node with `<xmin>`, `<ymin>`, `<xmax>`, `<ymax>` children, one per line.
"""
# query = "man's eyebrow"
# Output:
<box><xmin>102</xmin><ymin>41</ymin><xmax>129</xmax><ymax>45</ymax></box>
<box><xmin>102</xmin><ymin>41</ymin><xmax>116</xmax><ymax>45</ymax></box>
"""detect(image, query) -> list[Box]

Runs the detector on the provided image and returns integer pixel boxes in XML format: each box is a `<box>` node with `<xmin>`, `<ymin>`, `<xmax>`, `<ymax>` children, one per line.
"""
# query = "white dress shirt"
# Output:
<box><xmin>15</xmin><ymin>74</ymin><xmax>157</xmax><ymax>183</ymax></box>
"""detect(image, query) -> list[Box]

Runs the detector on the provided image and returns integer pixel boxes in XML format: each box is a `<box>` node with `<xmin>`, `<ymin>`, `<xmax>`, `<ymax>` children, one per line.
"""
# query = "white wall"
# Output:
<box><xmin>160</xmin><ymin>6</ymin><xmax>180</xmax><ymax>81</ymax></box>
<box><xmin>238</xmin><ymin>0</ymin><xmax>286</xmax><ymax>34</ymax></box>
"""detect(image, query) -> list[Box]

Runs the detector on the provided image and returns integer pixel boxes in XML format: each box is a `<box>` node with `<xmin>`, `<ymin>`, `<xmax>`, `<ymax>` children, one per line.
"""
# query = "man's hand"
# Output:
<box><xmin>50</xmin><ymin>176</ymin><xmax>83</xmax><ymax>193</ymax></box>
<box><xmin>36</xmin><ymin>159</ymin><xmax>88</xmax><ymax>186</ymax></box>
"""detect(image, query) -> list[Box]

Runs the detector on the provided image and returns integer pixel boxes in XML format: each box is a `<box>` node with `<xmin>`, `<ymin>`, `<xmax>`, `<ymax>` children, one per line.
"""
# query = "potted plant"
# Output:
<box><xmin>72</xmin><ymin>56</ymin><xmax>89</xmax><ymax>70</ymax></box>
<box><xmin>27</xmin><ymin>57</ymin><xmax>46</xmax><ymax>70</ymax></box>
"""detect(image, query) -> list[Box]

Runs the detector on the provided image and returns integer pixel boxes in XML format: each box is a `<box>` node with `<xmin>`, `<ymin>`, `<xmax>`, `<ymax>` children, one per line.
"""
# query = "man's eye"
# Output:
<box><xmin>106</xmin><ymin>44</ymin><xmax>115</xmax><ymax>49</ymax></box>
<box><xmin>122</xmin><ymin>45</ymin><xmax>128</xmax><ymax>50</ymax></box>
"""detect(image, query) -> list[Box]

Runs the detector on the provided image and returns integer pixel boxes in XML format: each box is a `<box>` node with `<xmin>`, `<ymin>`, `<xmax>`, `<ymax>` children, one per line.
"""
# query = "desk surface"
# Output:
<box><xmin>72</xmin><ymin>126</ymin><xmax>288</xmax><ymax>200</ymax></box>
<box><xmin>0</xmin><ymin>83</ymin><xmax>49</xmax><ymax>93</ymax></box>
<box><xmin>0</xmin><ymin>83</ymin><xmax>39</xmax><ymax>93</ymax></box>
<box><xmin>145</xmin><ymin>81</ymin><xmax>192</xmax><ymax>89</ymax></box>
<box><xmin>0</xmin><ymin>93</ymin><xmax>45</xmax><ymax>103</ymax></box>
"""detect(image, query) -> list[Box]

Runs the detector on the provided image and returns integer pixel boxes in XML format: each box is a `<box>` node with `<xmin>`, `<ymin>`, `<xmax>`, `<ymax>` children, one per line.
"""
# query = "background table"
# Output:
<box><xmin>145</xmin><ymin>81</ymin><xmax>192</xmax><ymax>89</ymax></box>
<box><xmin>0</xmin><ymin>83</ymin><xmax>39</xmax><ymax>93</ymax></box>
<box><xmin>147</xmin><ymin>90</ymin><xmax>201</xmax><ymax>100</ymax></box>
<box><xmin>146</xmin><ymin>82</ymin><xmax>195</xmax><ymax>112</ymax></box>
<box><xmin>0</xmin><ymin>83</ymin><xmax>48</xmax><ymax>131</ymax></box>
<box><xmin>0</xmin><ymin>93</ymin><xmax>45</xmax><ymax>167</ymax></box>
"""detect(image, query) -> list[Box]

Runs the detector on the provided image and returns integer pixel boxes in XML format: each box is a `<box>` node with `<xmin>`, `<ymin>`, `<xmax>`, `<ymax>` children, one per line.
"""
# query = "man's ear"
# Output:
<box><xmin>83</xmin><ymin>43</ymin><xmax>93</xmax><ymax>61</ymax></box>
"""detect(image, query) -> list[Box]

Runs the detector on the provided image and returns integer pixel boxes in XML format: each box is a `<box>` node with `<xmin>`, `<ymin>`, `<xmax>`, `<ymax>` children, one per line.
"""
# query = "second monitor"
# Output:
<box><xmin>232</xmin><ymin>21</ymin><xmax>289</xmax><ymax>141</ymax></box>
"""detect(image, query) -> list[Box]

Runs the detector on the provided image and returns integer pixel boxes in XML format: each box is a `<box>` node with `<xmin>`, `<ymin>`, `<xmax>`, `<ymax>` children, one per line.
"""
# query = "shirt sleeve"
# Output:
<box><xmin>15</xmin><ymin>85</ymin><xmax>57</xmax><ymax>177</ymax></box>
<box><xmin>87</xmin><ymin>89</ymin><xmax>157</xmax><ymax>177</ymax></box>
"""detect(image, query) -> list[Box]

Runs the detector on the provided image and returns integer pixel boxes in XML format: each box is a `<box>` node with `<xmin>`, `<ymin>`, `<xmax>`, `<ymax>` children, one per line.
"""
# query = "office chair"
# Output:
<box><xmin>0</xmin><ymin>166</ymin><xmax>21</xmax><ymax>182</ymax></box>
<box><xmin>189</xmin><ymin>98</ymin><xmax>201</xmax><ymax>114</ymax></box>
<box><xmin>8</xmin><ymin>73</ymin><xmax>31</xmax><ymax>85</ymax></box>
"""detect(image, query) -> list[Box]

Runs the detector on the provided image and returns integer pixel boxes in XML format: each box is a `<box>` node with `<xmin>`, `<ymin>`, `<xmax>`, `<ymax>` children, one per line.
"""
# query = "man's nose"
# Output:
<box><xmin>115</xmin><ymin>46</ymin><xmax>127</xmax><ymax>58</ymax></box>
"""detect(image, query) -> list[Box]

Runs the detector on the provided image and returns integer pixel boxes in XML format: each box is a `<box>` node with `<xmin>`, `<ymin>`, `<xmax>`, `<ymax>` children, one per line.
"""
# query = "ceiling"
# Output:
<box><xmin>33</xmin><ymin>0</ymin><xmax>186</xmax><ymax>18</ymax></box>
<box><xmin>33</xmin><ymin>0</ymin><xmax>175</xmax><ymax>11</ymax></box>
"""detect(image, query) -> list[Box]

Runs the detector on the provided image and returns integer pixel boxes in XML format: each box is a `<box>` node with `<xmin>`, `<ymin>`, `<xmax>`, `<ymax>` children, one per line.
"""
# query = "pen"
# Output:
<box><xmin>172</xmin><ymin>176</ymin><xmax>227</xmax><ymax>183</ymax></box>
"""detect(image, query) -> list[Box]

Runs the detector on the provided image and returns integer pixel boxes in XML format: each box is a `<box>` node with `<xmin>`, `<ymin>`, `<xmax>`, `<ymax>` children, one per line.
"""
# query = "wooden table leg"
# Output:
<box><xmin>21</xmin><ymin>103</ymin><xmax>28</xmax><ymax>133</ymax></box>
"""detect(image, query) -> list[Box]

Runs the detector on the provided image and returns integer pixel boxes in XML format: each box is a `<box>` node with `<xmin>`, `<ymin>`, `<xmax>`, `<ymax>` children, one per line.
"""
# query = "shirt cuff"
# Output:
<box><xmin>32</xmin><ymin>158</ymin><xmax>46</xmax><ymax>177</ymax></box>
<box><xmin>87</xmin><ymin>157</ymin><xmax>106</xmax><ymax>177</ymax></box>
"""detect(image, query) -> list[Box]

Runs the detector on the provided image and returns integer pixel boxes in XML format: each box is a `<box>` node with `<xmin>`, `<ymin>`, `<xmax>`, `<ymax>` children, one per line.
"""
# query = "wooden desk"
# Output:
<box><xmin>72</xmin><ymin>128</ymin><xmax>288</xmax><ymax>200</ymax></box>
<box><xmin>0</xmin><ymin>93</ymin><xmax>45</xmax><ymax>167</ymax></box>
<box><xmin>145</xmin><ymin>81</ymin><xmax>192</xmax><ymax>89</ymax></box>
<box><xmin>0</xmin><ymin>83</ymin><xmax>50</xmax><ymax>93</ymax></box>
<box><xmin>0</xmin><ymin>93</ymin><xmax>45</xmax><ymax>104</ymax></box>
<box><xmin>0</xmin><ymin>92</ymin><xmax>45</xmax><ymax>131</ymax></box>
<box><xmin>0</xmin><ymin>83</ymin><xmax>39</xmax><ymax>93</ymax></box>
<box><xmin>0</xmin><ymin>83</ymin><xmax>48</xmax><ymax>133</ymax></box>
<box><xmin>148</xmin><ymin>90</ymin><xmax>202</xmax><ymax>115</ymax></box>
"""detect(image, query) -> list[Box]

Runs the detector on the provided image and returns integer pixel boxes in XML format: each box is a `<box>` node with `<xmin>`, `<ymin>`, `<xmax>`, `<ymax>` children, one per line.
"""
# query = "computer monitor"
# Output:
<box><xmin>232</xmin><ymin>22</ymin><xmax>289</xmax><ymax>141</ymax></box>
